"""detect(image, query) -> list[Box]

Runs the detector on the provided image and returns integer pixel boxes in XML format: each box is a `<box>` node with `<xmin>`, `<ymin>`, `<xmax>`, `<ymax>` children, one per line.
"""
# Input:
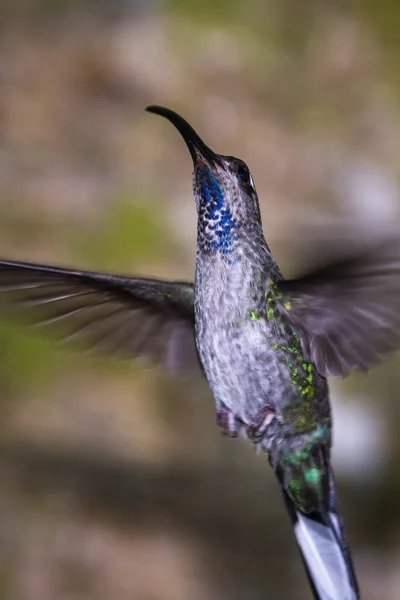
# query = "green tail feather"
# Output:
<box><xmin>272</xmin><ymin>447</ymin><xmax>360</xmax><ymax>599</ymax></box>
<box><xmin>285</xmin><ymin>450</ymin><xmax>328</xmax><ymax>513</ymax></box>
<box><xmin>277</xmin><ymin>425</ymin><xmax>329</xmax><ymax>513</ymax></box>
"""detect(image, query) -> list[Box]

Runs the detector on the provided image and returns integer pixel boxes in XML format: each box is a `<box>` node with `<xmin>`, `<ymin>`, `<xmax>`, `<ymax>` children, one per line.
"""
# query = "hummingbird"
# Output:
<box><xmin>2</xmin><ymin>106</ymin><xmax>400</xmax><ymax>599</ymax></box>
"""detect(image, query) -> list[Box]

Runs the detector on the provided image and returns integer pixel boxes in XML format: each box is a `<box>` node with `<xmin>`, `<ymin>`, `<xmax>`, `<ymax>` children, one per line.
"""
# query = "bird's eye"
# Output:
<box><xmin>237</xmin><ymin>164</ymin><xmax>250</xmax><ymax>184</ymax></box>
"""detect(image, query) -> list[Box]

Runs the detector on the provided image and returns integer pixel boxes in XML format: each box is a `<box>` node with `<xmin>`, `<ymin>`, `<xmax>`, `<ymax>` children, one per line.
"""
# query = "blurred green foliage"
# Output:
<box><xmin>355</xmin><ymin>0</ymin><xmax>400</xmax><ymax>45</ymax></box>
<box><xmin>77</xmin><ymin>194</ymin><xmax>171</xmax><ymax>272</ymax></box>
<box><xmin>0</xmin><ymin>323</ymin><xmax>66</xmax><ymax>392</ymax></box>
<box><xmin>0</xmin><ymin>195</ymin><xmax>171</xmax><ymax>393</ymax></box>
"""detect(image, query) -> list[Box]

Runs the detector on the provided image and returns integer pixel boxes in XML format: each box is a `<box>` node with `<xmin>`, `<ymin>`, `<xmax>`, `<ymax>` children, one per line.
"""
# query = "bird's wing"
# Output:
<box><xmin>272</xmin><ymin>237</ymin><xmax>400</xmax><ymax>377</ymax></box>
<box><xmin>0</xmin><ymin>259</ymin><xmax>201</xmax><ymax>375</ymax></box>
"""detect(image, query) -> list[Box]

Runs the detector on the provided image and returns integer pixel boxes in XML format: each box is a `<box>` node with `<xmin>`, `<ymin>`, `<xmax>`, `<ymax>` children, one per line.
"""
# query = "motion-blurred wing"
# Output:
<box><xmin>273</xmin><ymin>238</ymin><xmax>400</xmax><ymax>377</ymax></box>
<box><xmin>0</xmin><ymin>259</ymin><xmax>201</xmax><ymax>375</ymax></box>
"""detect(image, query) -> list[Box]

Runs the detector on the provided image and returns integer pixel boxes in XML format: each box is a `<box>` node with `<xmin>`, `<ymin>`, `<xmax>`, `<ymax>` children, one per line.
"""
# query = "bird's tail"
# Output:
<box><xmin>279</xmin><ymin>464</ymin><xmax>360</xmax><ymax>600</ymax></box>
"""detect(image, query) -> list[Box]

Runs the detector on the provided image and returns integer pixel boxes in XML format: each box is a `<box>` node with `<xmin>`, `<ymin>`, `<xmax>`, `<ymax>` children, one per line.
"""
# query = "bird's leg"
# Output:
<box><xmin>216</xmin><ymin>403</ymin><xmax>243</xmax><ymax>438</ymax></box>
<box><xmin>247</xmin><ymin>407</ymin><xmax>275</xmax><ymax>442</ymax></box>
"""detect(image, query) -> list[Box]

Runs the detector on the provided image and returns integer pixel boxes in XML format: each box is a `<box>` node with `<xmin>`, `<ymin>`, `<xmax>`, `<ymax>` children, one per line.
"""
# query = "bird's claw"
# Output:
<box><xmin>246</xmin><ymin>408</ymin><xmax>275</xmax><ymax>442</ymax></box>
<box><xmin>216</xmin><ymin>407</ymin><xmax>243</xmax><ymax>438</ymax></box>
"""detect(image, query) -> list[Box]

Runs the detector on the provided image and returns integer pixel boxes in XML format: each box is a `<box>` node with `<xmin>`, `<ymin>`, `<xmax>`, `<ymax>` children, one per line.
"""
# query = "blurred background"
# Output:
<box><xmin>0</xmin><ymin>1</ymin><xmax>399</xmax><ymax>598</ymax></box>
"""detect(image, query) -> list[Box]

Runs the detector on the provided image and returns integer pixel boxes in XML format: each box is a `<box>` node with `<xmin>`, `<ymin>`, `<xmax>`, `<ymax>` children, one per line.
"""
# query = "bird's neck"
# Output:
<box><xmin>195</xmin><ymin>222</ymin><xmax>282</xmax><ymax>313</ymax></box>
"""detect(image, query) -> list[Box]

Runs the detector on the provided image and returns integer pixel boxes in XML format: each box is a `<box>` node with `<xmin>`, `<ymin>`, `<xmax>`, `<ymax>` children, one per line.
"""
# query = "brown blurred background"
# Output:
<box><xmin>0</xmin><ymin>1</ymin><xmax>399</xmax><ymax>598</ymax></box>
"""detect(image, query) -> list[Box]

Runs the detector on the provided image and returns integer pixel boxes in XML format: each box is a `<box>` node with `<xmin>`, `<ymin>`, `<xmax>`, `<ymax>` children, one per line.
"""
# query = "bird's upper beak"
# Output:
<box><xmin>146</xmin><ymin>105</ymin><xmax>218</xmax><ymax>167</ymax></box>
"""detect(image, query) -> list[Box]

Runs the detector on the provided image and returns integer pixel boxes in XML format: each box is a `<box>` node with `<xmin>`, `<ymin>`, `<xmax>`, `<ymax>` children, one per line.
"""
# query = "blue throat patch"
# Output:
<box><xmin>199</xmin><ymin>169</ymin><xmax>238</xmax><ymax>259</ymax></box>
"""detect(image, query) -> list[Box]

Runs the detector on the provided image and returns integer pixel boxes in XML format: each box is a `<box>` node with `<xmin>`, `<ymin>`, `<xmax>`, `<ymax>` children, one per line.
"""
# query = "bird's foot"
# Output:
<box><xmin>247</xmin><ymin>408</ymin><xmax>275</xmax><ymax>442</ymax></box>
<box><xmin>216</xmin><ymin>406</ymin><xmax>243</xmax><ymax>438</ymax></box>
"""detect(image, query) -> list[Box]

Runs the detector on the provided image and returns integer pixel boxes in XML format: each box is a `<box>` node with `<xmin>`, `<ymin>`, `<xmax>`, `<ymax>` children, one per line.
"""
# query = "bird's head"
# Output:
<box><xmin>146</xmin><ymin>106</ymin><xmax>263</xmax><ymax>259</ymax></box>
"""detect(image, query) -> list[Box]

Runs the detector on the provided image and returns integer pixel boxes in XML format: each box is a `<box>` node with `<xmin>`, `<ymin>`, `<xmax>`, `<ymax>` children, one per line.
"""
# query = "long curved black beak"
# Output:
<box><xmin>146</xmin><ymin>105</ymin><xmax>218</xmax><ymax>166</ymax></box>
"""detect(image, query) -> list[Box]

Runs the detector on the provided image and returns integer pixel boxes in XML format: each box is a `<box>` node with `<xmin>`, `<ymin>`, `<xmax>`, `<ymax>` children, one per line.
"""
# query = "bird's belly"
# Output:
<box><xmin>196</xmin><ymin>316</ymin><xmax>330</xmax><ymax>449</ymax></box>
<box><xmin>197</xmin><ymin>319</ymin><xmax>285</xmax><ymax>424</ymax></box>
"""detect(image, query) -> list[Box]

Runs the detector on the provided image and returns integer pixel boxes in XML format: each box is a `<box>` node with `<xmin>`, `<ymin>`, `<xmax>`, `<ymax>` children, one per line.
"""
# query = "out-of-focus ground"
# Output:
<box><xmin>0</xmin><ymin>1</ymin><xmax>400</xmax><ymax>599</ymax></box>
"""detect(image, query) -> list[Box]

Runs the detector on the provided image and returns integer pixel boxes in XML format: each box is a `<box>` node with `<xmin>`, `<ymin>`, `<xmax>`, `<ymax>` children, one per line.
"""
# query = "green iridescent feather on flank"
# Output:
<box><xmin>248</xmin><ymin>282</ymin><xmax>318</xmax><ymax>433</ymax></box>
<box><xmin>271</xmin><ymin>336</ymin><xmax>315</xmax><ymax>400</ymax></box>
<box><xmin>249</xmin><ymin>310</ymin><xmax>263</xmax><ymax>321</ymax></box>
<box><xmin>248</xmin><ymin>285</ymin><xmax>327</xmax><ymax>511</ymax></box>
